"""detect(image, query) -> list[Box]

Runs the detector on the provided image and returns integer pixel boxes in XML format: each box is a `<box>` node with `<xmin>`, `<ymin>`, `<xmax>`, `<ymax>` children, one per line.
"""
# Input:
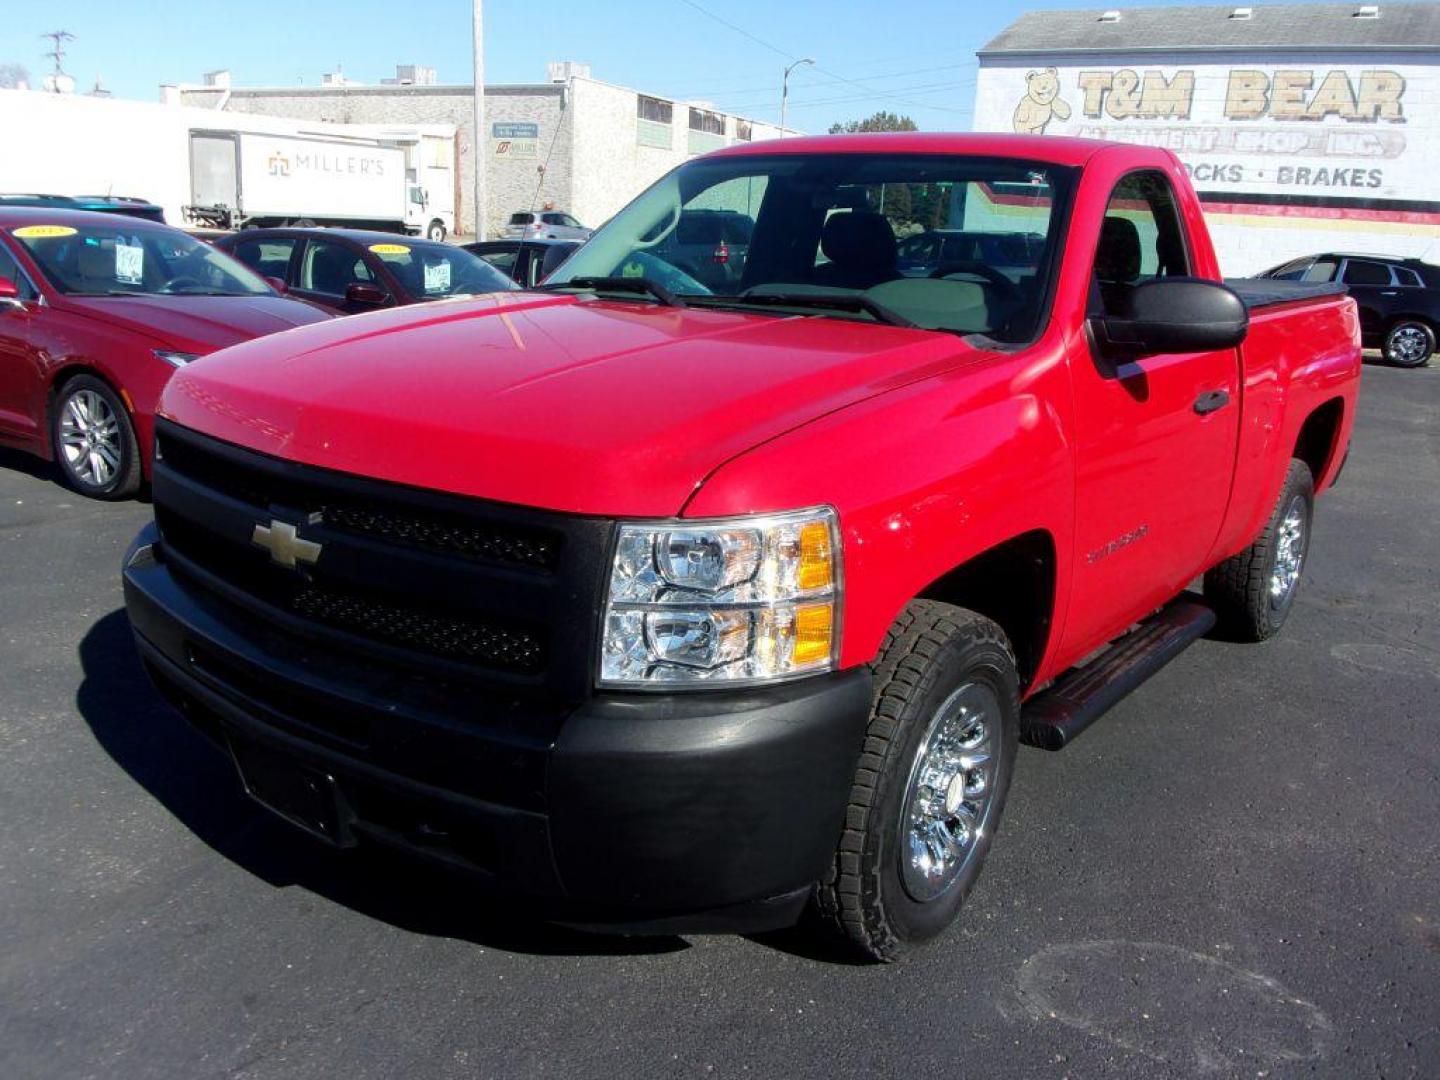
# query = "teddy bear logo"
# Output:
<box><xmin>1012</xmin><ymin>68</ymin><xmax>1071</xmax><ymax>135</ymax></box>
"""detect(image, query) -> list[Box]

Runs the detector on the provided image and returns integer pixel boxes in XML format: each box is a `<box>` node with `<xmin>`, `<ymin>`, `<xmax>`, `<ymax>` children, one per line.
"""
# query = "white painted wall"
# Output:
<box><xmin>0</xmin><ymin>89</ymin><xmax>453</xmax><ymax>231</ymax></box>
<box><xmin>974</xmin><ymin>51</ymin><xmax>1440</xmax><ymax>274</ymax></box>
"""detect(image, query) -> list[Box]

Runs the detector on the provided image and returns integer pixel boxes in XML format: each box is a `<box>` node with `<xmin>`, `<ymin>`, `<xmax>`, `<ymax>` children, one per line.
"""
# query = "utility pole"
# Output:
<box><xmin>41</xmin><ymin>30</ymin><xmax>75</xmax><ymax>93</ymax></box>
<box><xmin>471</xmin><ymin>0</ymin><xmax>486</xmax><ymax>240</ymax></box>
<box><xmin>780</xmin><ymin>57</ymin><xmax>814</xmax><ymax>136</ymax></box>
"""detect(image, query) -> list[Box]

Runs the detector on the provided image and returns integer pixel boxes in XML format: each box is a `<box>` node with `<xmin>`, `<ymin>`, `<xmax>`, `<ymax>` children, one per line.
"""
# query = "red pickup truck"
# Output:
<box><xmin>122</xmin><ymin>134</ymin><xmax>1360</xmax><ymax>961</ymax></box>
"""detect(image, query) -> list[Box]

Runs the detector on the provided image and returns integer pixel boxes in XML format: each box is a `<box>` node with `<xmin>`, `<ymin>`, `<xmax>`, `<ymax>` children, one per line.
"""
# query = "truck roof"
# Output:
<box><xmin>711</xmin><ymin>132</ymin><xmax>1123</xmax><ymax>168</ymax></box>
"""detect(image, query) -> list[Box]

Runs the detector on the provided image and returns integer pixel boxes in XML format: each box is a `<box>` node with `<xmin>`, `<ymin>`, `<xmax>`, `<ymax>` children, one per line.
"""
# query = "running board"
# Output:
<box><xmin>1020</xmin><ymin>598</ymin><xmax>1216</xmax><ymax>751</ymax></box>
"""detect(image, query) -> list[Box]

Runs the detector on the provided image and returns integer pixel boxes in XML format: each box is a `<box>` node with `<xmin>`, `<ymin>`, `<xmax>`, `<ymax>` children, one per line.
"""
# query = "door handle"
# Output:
<box><xmin>1380</xmin><ymin>290</ymin><xmax>1399</xmax><ymax>296</ymax></box>
<box><xmin>1193</xmin><ymin>389</ymin><xmax>1230</xmax><ymax>415</ymax></box>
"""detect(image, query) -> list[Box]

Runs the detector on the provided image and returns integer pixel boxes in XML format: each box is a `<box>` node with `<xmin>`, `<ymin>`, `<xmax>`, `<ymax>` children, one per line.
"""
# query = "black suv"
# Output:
<box><xmin>1259</xmin><ymin>252</ymin><xmax>1440</xmax><ymax>367</ymax></box>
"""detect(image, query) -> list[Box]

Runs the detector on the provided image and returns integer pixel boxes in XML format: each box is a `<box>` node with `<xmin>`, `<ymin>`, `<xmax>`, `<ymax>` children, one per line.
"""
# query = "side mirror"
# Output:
<box><xmin>0</xmin><ymin>276</ymin><xmax>25</xmax><ymax>312</ymax></box>
<box><xmin>344</xmin><ymin>282</ymin><xmax>388</xmax><ymax>306</ymax></box>
<box><xmin>264</xmin><ymin>275</ymin><xmax>288</xmax><ymax>294</ymax></box>
<box><xmin>1090</xmin><ymin>278</ymin><xmax>1248</xmax><ymax>359</ymax></box>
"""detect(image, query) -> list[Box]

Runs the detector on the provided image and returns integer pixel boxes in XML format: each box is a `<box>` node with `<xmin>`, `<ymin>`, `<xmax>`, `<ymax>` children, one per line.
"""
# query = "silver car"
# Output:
<box><xmin>503</xmin><ymin>210</ymin><xmax>592</xmax><ymax>241</ymax></box>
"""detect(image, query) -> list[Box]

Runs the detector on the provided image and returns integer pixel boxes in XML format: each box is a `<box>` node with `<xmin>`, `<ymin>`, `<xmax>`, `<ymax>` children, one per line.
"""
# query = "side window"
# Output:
<box><xmin>1341</xmin><ymin>259</ymin><xmax>1392</xmax><ymax>286</ymax></box>
<box><xmin>1270</xmin><ymin>258</ymin><xmax>1311</xmax><ymax>281</ymax></box>
<box><xmin>560</xmin><ymin>214</ymin><xmax>582</xmax><ymax>229</ymax></box>
<box><xmin>299</xmin><ymin>240</ymin><xmax>372</xmax><ymax>295</ymax></box>
<box><xmin>233</xmin><ymin>238</ymin><xmax>297</xmax><ymax>282</ymax></box>
<box><xmin>1094</xmin><ymin>171</ymin><xmax>1190</xmax><ymax>311</ymax></box>
<box><xmin>541</xmin><ymin>213</ymin><xmax>562</xmax><ymax>226</ymax></box>
<box><xmin>1394</xmin><ymin>266</ymin><xmax>1424</xmax><ymax>287</ymax></box>
<box><xmin>0</xmin><ymin>241</ymin><xmax>39</xmax><ymax>300</ymax></box>
<box><xmin>475</xmin><ymin>244</ymin><xmax>520</xmax><ymax>274</ymax></box>
<box><xmin>1302</xmin><ymin>258</ymin><xmax>1338</xmax><ymax>283</ymax></box>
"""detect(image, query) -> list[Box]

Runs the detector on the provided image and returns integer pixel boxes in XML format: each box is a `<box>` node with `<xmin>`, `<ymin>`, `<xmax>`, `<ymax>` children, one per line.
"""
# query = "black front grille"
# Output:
<box><xmin>157</xmin><ymin>430</ymin><xmax>561</xmax><ymax>571</ymax></box>
<box><xmin>151</xmin><ymin>419</ymin><xmax>614</xmax><ymax>697</ymax></box>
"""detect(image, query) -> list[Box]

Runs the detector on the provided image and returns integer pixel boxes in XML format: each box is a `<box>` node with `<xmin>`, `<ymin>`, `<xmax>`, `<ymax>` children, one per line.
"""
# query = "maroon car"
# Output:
<box><xmin>213</xmin><ymin>228</ymin><xmax>516</xmax><ymax>315</ymax></box>
<box><xmin>0</xmin><ymin>208</ymin><xmax>332</xmax><ymax>499</ymax></box>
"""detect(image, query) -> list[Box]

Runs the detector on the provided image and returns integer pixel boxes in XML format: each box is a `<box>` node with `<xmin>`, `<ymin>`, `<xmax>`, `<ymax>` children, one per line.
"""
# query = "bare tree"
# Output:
<box><xmin>0</xmin><ymin>63</ymin><xmax>30</xmax><ymax>89</ymax></box>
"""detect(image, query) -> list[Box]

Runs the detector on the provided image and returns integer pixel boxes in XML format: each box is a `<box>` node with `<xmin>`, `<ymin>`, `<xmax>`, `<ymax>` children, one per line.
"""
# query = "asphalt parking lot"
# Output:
<box><xmin>0</xmin><ymin>362</ymin><xmax>1436</xmax><ymax>1080</ymax></box>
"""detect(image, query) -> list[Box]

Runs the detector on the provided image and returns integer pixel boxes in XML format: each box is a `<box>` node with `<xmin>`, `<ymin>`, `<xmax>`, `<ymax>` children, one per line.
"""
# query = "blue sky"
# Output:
<box><xmin>4</xmin><ymin>0</ymin><xmax>1323</xmax><ymax>132</ymax></box>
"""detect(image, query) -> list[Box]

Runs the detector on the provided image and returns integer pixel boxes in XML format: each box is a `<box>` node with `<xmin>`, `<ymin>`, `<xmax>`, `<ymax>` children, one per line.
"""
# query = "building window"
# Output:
<box><xmin>689</xmin><ymin>107</ymin><xmax>725</xmax><ymax>135</ymax></box>
<box><xmin>735</xmin><ymin>120</ymin><xmax>753</xmax><ymax>142</ymax></box>
<box><xmin>638</xmin><ymin>95</ymin><xmax>673</xmax><ymax>124</ymax></box>
<box><xmin>687</xmin><ymin>107</ymin><xmax>727</xmax><ymax>155</ymax></box>
<box><xmin>637</xmin><ymin>95</ymin><xmax>674</xmax><ymax>149</ymax></box>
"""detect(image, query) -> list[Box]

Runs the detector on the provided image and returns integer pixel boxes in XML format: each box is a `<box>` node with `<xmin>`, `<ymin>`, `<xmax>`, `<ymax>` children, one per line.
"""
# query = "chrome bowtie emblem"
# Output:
<box><xmin>251</xmin><ymin>519</ymin><xmax>323</xmax><ymax>568</ymax></box>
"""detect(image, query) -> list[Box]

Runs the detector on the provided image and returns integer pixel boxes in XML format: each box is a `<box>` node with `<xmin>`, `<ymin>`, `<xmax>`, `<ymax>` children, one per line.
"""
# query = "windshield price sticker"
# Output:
<box><xmin>13</xmin><ymin>224</ymin><xmax>78</xmax><ymax>239</ymax></box>
<box><xmin>115</xmin><ymin>241</ymin><xmax>145</xmax><ymax>285</ymax></box>
<box><xmin>423</xmin><ymin>259</ymin><xmax>452</xmax><ymax>293</ymax></box>
<box><xmin>369</xmin><ymin>243</ymin><xmax>410</xmax><ymax>255</ymax></box>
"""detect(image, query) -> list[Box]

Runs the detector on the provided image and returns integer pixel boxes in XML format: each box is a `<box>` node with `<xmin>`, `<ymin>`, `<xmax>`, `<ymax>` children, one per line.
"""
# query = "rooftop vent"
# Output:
<box><xmin>1229</xmin><ymin>7</ymin><xmax>1254</xmax><ymax>19</ymax></box>
<box><xmin>1098</xmin><ymin>9</ymin><xmax>1122</xmax><ymax>22</ymax></box>
<box><xmin>1354</xmin><ymin>4</ymin><xmax>1380</xmax><ymax>18</ymax></box>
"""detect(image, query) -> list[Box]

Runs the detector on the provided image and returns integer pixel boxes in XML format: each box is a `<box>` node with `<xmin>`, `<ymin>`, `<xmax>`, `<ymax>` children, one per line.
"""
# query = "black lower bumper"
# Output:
<box><xmin>121</xmin><ymin>523</ymin><xmax>873</xmax><ymax>933</ymax></box>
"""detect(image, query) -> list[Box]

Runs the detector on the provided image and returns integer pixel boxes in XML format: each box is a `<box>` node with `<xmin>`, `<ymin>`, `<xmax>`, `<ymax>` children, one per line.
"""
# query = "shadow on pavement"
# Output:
<box><xmin>75</xmin><ymin>608</ymin><xmax>689</xmax><ymax>959</ymax></box>
<box><xmin>0</xmin><ymin>444</ymin><xmax>59</xmax><ymax>485</ymax></box>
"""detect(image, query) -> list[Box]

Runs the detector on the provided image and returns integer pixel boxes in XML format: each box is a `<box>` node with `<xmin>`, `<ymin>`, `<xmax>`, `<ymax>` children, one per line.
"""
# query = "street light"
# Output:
<box><xmin>780</xmin><ymin>57</ymin><xmax>814</xmax><ymax>137</ymax></box>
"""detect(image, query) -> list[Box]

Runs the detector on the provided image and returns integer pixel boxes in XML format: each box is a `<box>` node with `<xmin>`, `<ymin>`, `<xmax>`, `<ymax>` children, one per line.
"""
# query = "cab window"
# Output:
<box><xmin>1092</xmin><ymin>171</ymin><xmax>1190</xmax><ymax>313</ymax></box>
<box><xmin>1341</xmin><ymin>259</ymin><xmax>1392</xmax><ymax>286</ymax></box>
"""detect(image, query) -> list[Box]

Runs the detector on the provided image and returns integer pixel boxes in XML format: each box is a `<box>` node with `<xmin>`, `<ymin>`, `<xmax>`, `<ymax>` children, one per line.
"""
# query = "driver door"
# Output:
<box><xmin>1061</xmin><ymin>171</ymin><xmax>1242</xmax><ymax>659</ymax></box>
<box><xmin>0</xmin><ymin>239</ymin><xmax>45</xmax><ymax>440</ymax></box>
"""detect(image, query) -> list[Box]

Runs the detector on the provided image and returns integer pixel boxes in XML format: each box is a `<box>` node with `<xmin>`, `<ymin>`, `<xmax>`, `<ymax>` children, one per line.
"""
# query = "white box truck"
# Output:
<box><xmin>187</xmin><ymin>130</ymin><xmax>454</xmax><ymax>240</ymax></box>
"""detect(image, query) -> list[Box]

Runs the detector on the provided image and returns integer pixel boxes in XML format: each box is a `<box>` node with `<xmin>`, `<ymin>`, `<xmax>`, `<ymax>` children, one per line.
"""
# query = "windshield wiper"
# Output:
<box><xmin>538</xmin><ymin>276</ymin><xmax>686</xmax><ymax>308</ymax></box>
<box><xmin>684</xmin><ymin>292</ymin><xmax>917</xmax><ymax>328</ymax></box>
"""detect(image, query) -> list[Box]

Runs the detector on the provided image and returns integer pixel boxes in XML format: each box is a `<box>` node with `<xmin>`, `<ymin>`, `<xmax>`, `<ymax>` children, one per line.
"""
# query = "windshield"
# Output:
<box><xmin>365</xmin><ymin>240</ymin><xmax>518</xmax><ymax>300</ymax></box>
<box><xmin>11</xmin><ymin>222</ymin><xmax>272</xmax><ymax>297</ymax></box>
<box><xmin>547</xmin><ymin>153</ymin><xmax>1073</xmax><ymax>342</ymax></box>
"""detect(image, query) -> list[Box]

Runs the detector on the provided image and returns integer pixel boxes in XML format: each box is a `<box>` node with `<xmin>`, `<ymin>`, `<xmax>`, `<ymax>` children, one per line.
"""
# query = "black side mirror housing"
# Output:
<box><xmin>1091</xmin><ymin>278</ymin><xmax>1248</xmax><ymax>359</ymax></box>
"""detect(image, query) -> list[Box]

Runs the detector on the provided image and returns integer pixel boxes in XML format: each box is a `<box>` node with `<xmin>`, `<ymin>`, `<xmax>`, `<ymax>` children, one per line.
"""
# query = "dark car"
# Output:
<box><xmin>213</xmin><ymin>228</ymin><xmax>517</xmax><ymax>315</ymax></box>
<box><xmin>0</xmin><ymin>194</ymin><xmax>166</xmax><ymax>224</ymax></box>
<box><xmin>895</xmin><ymin>228</ymin><xmax>1047</xmax><ymax>284</ymax></box>
<box><xmin>0</xmin><ymin>208</ymin><xmax>332</xmax><ymax>498</ymax></box>
<box><xmin>645</xmin><ymin>209</ymin><xmax>754</xmax><ymax>291</ymax></box>
<box><xmin>463</xmin><ymin>238</ymin><xmax>581</xmax><ymax>288</ymax></box>
<box><xmin>1259</xmin><ymin>252</ymin><xmax>1440</xmax><ymax>367</ymax></box>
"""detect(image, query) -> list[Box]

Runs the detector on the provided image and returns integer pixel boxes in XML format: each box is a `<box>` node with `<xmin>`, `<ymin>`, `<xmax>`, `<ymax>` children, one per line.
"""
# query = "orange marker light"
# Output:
<box><xmin>791</xmin><ymin>602</ymin><xmax>834</xmax><ymax>667</ymax></box>
<box><xmin>796</xmin><ymin>521</ymin><xmax>834</xmax><ymax>592</ymax></box>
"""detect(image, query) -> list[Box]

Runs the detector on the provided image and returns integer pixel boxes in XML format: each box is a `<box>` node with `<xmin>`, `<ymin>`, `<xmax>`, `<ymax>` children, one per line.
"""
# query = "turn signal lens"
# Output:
<box><xmin>791</xmin><ymin>602</ymin><xmax>835</xmax><ymax>667</ymax></box>
<box><xmin>796</xmin><ymin>521</ymin><xmax>834</xmax><ymax>592</ymax></box>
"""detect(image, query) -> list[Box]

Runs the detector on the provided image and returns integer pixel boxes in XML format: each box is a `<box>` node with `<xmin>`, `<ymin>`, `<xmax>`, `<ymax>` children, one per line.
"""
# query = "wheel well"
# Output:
<box><xmin>916</xmin><ymin>530</ymin><xmax>1055</xmax><ymax>688</ymax></box>
<box><xmin>1294</xmin><ymin>397</ymin><xmax>1344</xmax><ymax>485</ymax></box>
<box><xmin>1384</xmin><ymin>313</ymin><xmax>1435</xmax><ymax>334</ymax></box>
<box><xmin>44</xmin><ymin>365</ymin><xmax>124</xmax><ymax>452</ymax></box>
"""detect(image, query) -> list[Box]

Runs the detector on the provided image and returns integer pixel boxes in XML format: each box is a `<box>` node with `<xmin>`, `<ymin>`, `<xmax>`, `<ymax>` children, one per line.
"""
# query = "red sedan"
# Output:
<box><xmin>0</xmin><ymin>208</ymin><xmax>332</xmax><ymax>498</ymax></box>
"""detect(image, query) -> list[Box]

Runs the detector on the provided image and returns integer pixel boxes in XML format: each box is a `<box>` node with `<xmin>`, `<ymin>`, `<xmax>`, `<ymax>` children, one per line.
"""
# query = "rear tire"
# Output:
<box><xmin>1204</xmin><ymin>459</ymin><xmax>1314</xmax><ymax>642</ymax></box>
<box><xmin>50</xmin><ymin>374</ymin><xmax>142</xmax><ymax>500</ymax></box>
<box><xmin>1383</xmin><ymin>320</ymin><xmax>1434</xmax><ymax>368</ymax></box>
<box><xmin>814</xmin><ymin>601</ymin><xmax>1019</xmax><ymax>962</ymax></box>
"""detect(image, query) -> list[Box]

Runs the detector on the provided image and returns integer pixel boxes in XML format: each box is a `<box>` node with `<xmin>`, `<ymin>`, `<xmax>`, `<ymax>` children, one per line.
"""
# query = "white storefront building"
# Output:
<box><xmin>974</xmin><ymin>3</ymin><xmax>1440</xmax><ymax>274</ymax></box>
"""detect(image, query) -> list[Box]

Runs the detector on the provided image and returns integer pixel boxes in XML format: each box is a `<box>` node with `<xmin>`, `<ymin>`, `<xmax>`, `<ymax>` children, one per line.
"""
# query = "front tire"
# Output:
<box><xmin>51</xmin><ymin>375</ymin><xmax>141</xmax><ymax>500</ymax></box>
<box><xmin>1383</xmin><ymin>320</ymin><xmax>1434</xmax><ymax>368</ymax></box>
<box><xmin>814</xmin><ymin>601</ymin><xmax>1019</xmax><ymax>962</ymax></box>
<box><xmin>426</xmin><ymin>219</ymin><xmax>447</xmax><ymax>242</ymax></box>
<box><xmin>1204</xmin><ymin>459</ymin><xmax>1314</xmax><ymax>641</ymax></box>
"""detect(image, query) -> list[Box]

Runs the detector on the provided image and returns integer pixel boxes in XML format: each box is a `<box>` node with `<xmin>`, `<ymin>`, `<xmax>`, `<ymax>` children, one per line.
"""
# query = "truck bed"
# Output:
<box><xmin>1225</xmin><ymin>279</ymin><xmax>1348</xmax><ymax>312</ymax></box>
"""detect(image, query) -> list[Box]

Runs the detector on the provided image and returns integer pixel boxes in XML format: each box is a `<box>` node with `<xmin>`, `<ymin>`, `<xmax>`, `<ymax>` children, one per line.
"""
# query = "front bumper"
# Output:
<box><xmin>122</xmin><ymin>523</ymin><xmax>873</xmax><ymax>932</ymax></box>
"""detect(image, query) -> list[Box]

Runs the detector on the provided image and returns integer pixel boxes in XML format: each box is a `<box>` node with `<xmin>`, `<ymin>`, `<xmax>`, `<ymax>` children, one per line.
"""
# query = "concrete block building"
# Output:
<box><xmin>175</xmin><ymin>63</ymin><xmax>792</xmax><ymax>238</ymax></box>
<box><xmin>973</xmin><ymin>3</ymin><xmax>1440</xmax><ymax>273</ymax></box>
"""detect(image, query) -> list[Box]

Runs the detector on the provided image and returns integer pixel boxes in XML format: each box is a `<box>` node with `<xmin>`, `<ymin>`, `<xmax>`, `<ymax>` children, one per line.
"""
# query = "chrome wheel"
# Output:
<box><xmin>899</xmin><ymin>681</ymin><xmax>999</xmax><ymax>902</ymax></box>
<box><xmin>57</xmin><ymin>388</ymin><xmax>122</xmax><ymax>489</ymax></box>
<box><xmin>1386</xmin><ymin>324</ymin><xmax>1431</xmax><ymax>366</ymax></box>
<box><xmin>1269</xmin><ymin>495</ymin><xmax>1307</xmax><ymax>608</ymax></box>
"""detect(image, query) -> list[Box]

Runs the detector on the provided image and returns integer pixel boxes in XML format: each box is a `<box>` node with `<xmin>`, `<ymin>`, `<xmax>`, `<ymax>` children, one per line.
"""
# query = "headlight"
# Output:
<box><xmin>600</xmin><ymin>507</ymin><xmax>840</xmax><ymax>688</ymax></box>
<box><xmin>154</xmin><ymin>350</ymin><xmax>201</xmax><ymax>368</ymax></box>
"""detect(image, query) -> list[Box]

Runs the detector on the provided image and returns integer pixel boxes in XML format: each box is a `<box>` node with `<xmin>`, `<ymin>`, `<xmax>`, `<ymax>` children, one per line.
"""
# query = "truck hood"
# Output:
<box><xmin>67</xmin><ymin>294</ymin><xmax>332</xmax><ymax>352</ymax></box>
<box><xmin>160</xmin><ymin>292</ymin><xmax>978</xmax><ymax>516</ymax></box>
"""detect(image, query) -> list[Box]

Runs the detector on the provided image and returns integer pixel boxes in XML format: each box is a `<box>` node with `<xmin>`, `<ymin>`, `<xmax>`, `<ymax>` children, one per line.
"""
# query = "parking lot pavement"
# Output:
<box><xmin>0</xmin><ymin>362</ymin><xmax>1436</xmax><ymax>1080</ymax></box>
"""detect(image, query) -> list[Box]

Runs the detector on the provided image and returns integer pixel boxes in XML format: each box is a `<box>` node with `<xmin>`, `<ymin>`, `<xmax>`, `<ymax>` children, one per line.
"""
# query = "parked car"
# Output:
<box><xmin>463</xmin><ymin>238</ymin><xmax>581</xmax><ymax>288</ymax></box>
<box><xmin>0</xmin><ymin>208</ymin><xmax>332</xmax><ymax>498</ymax></box>
<box><xmin>502</xmin><ymin>210</ymin><xmax>592</xmax><ymax>241</ymax></box>
<box><xmin>644</xmin><ymin>209</ymin><xmax>754</xmax><ymax>292</ymax></box>
<box><xmin>0</xmin><ymin>194</ymin><xmax>166</xmax><ymax>224</ymax></box>
<box><xmin>123</xmin><ymin>134</ymin><xmax>1359</xmax><ymax>960</ymax></box>
<box><xmin>895</xmin><ymin>228</ymin><xmax>1047</xmax><ymax>282</ymax></box>
<box><xmin>214</xmin><ymin>228</ymin><xmax>517</xmax><ymax>315</ymax></box>
<box><xmin>1257</xmin><ymin>251</ymin><xmax>1439</xmax><ymax>367</ymax></box>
